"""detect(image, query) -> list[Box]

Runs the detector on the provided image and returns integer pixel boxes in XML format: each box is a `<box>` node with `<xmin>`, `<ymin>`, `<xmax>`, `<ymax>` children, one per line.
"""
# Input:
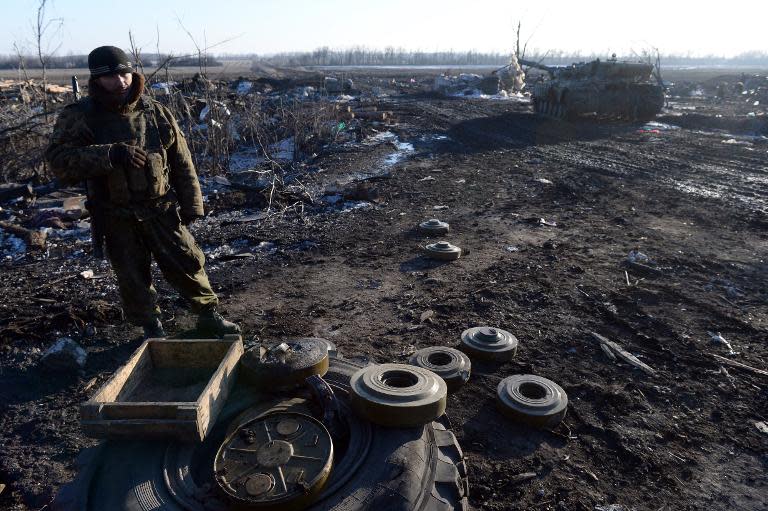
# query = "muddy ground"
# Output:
<box><xmin>1</xmin><ymin>78</ymin><xmax>768</xmax><ymax>511</ymax></box>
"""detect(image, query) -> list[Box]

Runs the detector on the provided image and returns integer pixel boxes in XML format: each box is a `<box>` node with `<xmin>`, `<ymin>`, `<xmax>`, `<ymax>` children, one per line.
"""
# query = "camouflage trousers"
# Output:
<box><xmin>104</xmin><ymin>206</ymin><xmax>218</xmax><ymax>325</ymax></box>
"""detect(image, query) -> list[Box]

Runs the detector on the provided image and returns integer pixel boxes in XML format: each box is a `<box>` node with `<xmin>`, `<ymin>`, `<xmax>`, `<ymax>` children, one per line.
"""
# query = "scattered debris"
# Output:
<box><xmin>40</xmin><ymin>337</ymin><xmax>87</xmax><ymax>372</ymax></box>
<box><xmin>0</xmin><ymin>182</ymin><xmax>34</xmax><ymax>202</ymax></box>
<box><xmin>755</xmin><ymin>422</ymin><xmax>768</xmax><ymax>435</ymax></box>
<box><xmin>627</xmin><ymin>249</ymin><xmax>650</xmax><ymax>264</ymax></box>
<box><xmin>595</xmin><ymin>505</ymin><xmax>628</xmax><ymax>511</ymax></box>
<box><xmin>540</xmin><ymin>218</ymin><xmax>557</xmax><ymax>227</ymax></box>
<box><xmin>0</xmin><ymin>220</ymin><xmax>46</xmax><ymax>250</ymax></box>
<box><xmin>711</xmin><ymin>354</ymin><xmax>768</xmax><ymax>378</ymax></box>
<box><xmin>590</xmin><ymin>332</ymin><xmax>656</xmax><ymax>375</ymax></box>
<box><xmin>509</xmin><ymin>472</ymin><xmax>538</xmax><ymax>484</ymax></box>
<box><xmin>707</xmin><ymin>331</ymin><xmax>737</xmax><ymax>355</ymax></box>
<box><xmin>78</xmin><ymin>269</ymin><xmax>105</xmax><ymax>280</ymax></box>
<box><xmin>625</xmin><ymin>250</ymin><xmax>662</xmax><ymax>277</ymax></box>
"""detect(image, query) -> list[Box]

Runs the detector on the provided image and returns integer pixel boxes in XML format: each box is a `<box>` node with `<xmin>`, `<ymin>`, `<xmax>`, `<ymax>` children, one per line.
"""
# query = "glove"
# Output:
<box><xmin>180</xmin><ymin>212</ymin><xmax>203</xmax><ymax>226</ymax></box>
<box><xmin>109</xmin><ymin>142</ymin><xmax>148</xmax><ymax>169</ymax></box>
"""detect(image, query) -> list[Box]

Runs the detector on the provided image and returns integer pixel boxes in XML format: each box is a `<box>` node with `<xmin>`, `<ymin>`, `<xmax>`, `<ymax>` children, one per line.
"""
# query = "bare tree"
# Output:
<box><xmin>127</xmin><ymin>30</ymin><xmax>145</xmax><ymax>76</ymax></box>
<box><xmin>12</xmin><ymin>43</ymin><xmax>32</xmax><ymax>88</ymax></box>
<box><xmin>33</xmin><ymin>0</ymin><xmax>63</xmax><ymax>118</ymax></box>
<box><xmin>513</xmin><ymin>18</ymin><xmax>544</xmax><ymax>62</ymax></box>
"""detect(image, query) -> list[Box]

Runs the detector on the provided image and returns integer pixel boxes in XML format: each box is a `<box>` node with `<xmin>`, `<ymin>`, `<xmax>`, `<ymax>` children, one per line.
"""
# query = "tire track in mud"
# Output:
<box><xmin>538</xmin><ymin>131</ymin><xmax>768</xmax><ymax>213</ymax></box>
<box><xmin>395</xmin><ymin>97</ymin><xmax>768</xmax><ymax>213</ymax></box>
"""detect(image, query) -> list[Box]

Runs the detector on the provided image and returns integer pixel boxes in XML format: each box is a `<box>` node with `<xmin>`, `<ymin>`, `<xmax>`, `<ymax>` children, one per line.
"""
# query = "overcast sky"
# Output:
<box><xmin>2</xmin><ymin>0</ymin><xmax>765</xmax><ymax>57</ymax></box>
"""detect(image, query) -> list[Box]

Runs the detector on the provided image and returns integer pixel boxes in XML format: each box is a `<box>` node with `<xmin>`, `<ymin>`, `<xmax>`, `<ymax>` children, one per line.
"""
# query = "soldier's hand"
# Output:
<box><xmin>109</xmin><ymin>142</ymin><xmax>148</xmax><ymax>169</ymax></box>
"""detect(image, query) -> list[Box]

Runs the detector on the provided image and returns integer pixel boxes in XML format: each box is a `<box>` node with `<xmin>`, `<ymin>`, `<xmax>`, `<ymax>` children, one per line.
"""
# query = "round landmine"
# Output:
<box><xmin>350</xmin><ymin>363</ymin><xmax>447</xmax><ymax>428</ymax></box>
<box><xmin>409</xmin><ymin>346</ymin><xmax>471</xmax><ymax>392</ymax></box>
<box><xmin>214</xmin><ymin>412</ymin><xmax>333</xmax><ymax>510</ymax></box>
<box><xmin>241</xmin><ymin>338</ymin><xmax>329</xmax><ymax>389</ymax></box>
<box><xmin>290</xmin><ymin>337</ymin><xmax>338</xmax><ymax>358</ymax></box>
<box><xmin>418</xmin><ymin>219</ymin><xmax>450</xmax><ymax>235</ymax></box>
<box><xmin>424</xmin><ymin>241</ymin><xmax>462</xmax><ymax>261</ymax></box>
<box><xmin>496</xmin><ymin>375</ymin><xmax>568</xmax><ymax>428</ymax></box>
<box><xmin>460</xmin><ymin>326</ymin><xmax>518</xmax><ymax>361</ymax></box>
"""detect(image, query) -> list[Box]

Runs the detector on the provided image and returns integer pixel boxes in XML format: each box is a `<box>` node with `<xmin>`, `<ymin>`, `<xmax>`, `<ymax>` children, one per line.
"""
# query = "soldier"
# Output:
<box><xmin>46</xmin><ymin>46</ymin><xmax>240</xmax><ymax>339</ymax></box>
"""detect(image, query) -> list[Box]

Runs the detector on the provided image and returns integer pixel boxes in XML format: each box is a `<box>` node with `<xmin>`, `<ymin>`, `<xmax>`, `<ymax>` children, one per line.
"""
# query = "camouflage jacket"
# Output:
<box><xmin>45</xmin><ymin>81</ymin><xmax>204</xmax><ymax>219</ymax></box>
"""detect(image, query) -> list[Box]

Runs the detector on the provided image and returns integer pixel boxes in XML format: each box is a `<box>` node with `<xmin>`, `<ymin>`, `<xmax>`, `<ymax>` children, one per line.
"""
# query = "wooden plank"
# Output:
<box><xmin>81</xmin><ymin>419</ymin><xmax>200</xmax><ymax>441</ymax></box>
<box><xmin>89</xmin><ymin>341</ymin><xmax>149</xmax><ymax>403</ymax></box>
<box><xmin>100</xmin><ymin>402</ymin><xmax>192</xmax><ymax>420</ymax></box>
<box><xmin>114</xmin><ymin>347</ymin><xmax>154</xmax><ymax>402</ymax></box>
<box><xmin>197</xmin><ymin>340</ymin><xmax>244</xmax><ymax>438</ymax></box>
<box><xmin>149</xmin><ymin>339</ymin><xmax>230</xmax><ymax>369</ymax></box>
<box><xmin>79</xmin><ymin>402</ymin><xmax>102</xmax><ymax>421</ymax></box>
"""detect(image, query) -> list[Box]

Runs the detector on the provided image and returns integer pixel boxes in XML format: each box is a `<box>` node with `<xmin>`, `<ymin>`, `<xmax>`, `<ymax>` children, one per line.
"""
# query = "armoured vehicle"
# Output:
<box><xmin>521</xmin><ymin>57</ymin><xmax>665</xmax><ymax>120</ymax></box>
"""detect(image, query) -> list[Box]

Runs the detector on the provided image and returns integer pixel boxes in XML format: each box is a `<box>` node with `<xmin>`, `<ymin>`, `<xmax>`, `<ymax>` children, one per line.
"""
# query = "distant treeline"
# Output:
<box><xmin>260</xmin><ymin>47</ymin><xmax>768</xmax><ymax>67</ymax></box>
<box><xmin>264</xmin><ymin>47</ymin><xmax>510</xmax><ymax>66</ymax></box>
<box><xmin>0</xmin><ymin>53</ymin><xmax>223</xmax><ymax>70</ymax></box>
<box><xmin>2</xmin><ymin>48</ymin><xmax>768</xmax><ymax>70</ymax></box>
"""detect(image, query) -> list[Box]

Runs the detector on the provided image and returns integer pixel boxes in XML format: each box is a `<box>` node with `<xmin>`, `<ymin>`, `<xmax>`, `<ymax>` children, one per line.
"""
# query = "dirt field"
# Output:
<box><xmin>1</xmin><ymin>75</ymin><xmax>767</xmax><ymax>510</ymax></box>
<box><xmin>0</xmin><ymin>61</ymin><xmax>254</xmax><ymax>84</ymax></box>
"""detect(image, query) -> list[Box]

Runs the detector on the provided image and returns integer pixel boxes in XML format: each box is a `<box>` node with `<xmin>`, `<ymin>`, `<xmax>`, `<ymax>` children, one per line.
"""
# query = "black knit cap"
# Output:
<box><xmin>88</xmin><ymin>46</ymin><xmax>133</xmax><ymax>77</ymax></box>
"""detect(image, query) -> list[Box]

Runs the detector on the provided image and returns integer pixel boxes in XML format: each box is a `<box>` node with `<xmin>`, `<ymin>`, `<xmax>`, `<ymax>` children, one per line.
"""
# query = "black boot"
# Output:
<box><xmin>142</xmin><ymin>317</ymin><xmax>167</xmax><ymax>339</ymax></box>
<box><xmin>196</xmin><ymin>307</ymin><xmax>241</xmax><ymax>337</ymax></box>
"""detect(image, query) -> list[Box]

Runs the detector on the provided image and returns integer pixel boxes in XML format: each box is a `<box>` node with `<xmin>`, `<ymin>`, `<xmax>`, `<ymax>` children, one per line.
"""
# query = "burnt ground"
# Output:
<box><xmin>1</xmin><ymin>91</ymin><xmax>768</xmax><ymax>511</ymax></box>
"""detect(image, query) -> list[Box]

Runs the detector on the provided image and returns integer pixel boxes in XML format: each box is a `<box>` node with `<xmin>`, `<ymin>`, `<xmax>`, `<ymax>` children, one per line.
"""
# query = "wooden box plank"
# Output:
<box><xmin>80</xmin><ymin>337</ymin><xmax>243</xmax><ymax>441</ymax></box>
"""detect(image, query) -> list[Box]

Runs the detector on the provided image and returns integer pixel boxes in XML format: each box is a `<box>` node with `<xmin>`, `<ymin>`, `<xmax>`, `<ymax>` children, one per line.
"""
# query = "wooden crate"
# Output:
<box><xmin>80</xmin><ymin>337</ymin><xmax>243</xmax><ymax>442</ymax></box>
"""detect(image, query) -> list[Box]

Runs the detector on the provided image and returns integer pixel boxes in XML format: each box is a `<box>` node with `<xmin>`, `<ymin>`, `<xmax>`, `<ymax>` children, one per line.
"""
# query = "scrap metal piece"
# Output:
<box><xmin>418</xmin><ymin>218</ymin><xmax>450</xmax><ymax>235</ymax></box>
<box><xmin>496</xmin><ymin>374</ymin><xmax>568</xmax><ymax>428</ymax></box>
<box><xmin>408</xmin><ymin>346</ymin><xmax>471</xmax><ymax>391</ymax></box>
<box><xmin>349</xmin><ymin>363</ymin><xmax>447</xmax><ymax>428</ymax></box>
<box><xmin>305</xmin><ymin>374</ymin><xmax>346</xmax><ymax>438</ymax></box>
<box><xmin>214</xmin><ymin>412</ymin><xmax>333</xmax><ymax>510</ymax></box>
<box><xmin>460</xmin><ymin>326</ymin><xmax>519</xmax><ymax>361</ymax></box>
<box><xmin>424</xmin><ymin>241</ymin><xmax>462</xmax><ymax>261</ymax></box>
<box><xmin>241</xmin><ymin>338</ymin><xmax>329</xmax><ymax>390</ymax></box>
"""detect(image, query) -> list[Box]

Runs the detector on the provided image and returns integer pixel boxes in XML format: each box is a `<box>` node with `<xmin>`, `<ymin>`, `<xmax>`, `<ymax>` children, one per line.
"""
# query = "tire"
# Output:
<box><xmin>52</xmin><ymin>358</ymin><xmax>469</xmax><ymax>511</ymax></box>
